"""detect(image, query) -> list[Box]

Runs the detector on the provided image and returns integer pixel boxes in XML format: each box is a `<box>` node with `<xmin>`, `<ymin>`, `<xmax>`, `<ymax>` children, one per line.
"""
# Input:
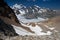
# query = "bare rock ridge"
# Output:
<box><xmin>0</xmin><ymin>0</ymin><xmax>19</xmax><ymax>37</ymax></box>
<box><xmin>0</xmin><ymin>0</ymin><xmax>20</xmax><ymax>24</ymax></box>
<box><xmin>0</xmin><ymin>19</ymin><xmax>18</xmax><ymax>36</ymax></box>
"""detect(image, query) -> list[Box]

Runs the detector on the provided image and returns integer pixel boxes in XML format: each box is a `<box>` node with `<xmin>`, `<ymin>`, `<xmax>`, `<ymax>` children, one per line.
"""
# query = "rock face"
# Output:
<box><xmin>0</xmin><ymin>0</ymin><xmax>19</xmax><ymax>38</ymax></box>
<box><xmin>0</xmin><ymin>19</ymin><xmax>18</xmax><ymax>36</ymax></box>
<box><xmin>0</xmin><ymin>0</ymin><xmax>20</xmax><ymax>24</ymax></box>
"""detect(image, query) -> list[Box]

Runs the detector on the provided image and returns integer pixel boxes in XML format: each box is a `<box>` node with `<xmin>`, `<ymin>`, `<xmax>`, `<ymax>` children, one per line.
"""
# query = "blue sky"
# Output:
<box><xmin>5</xmin><ymin>0</ymin><xmax>60</xmax><ymax>10</ymax></box>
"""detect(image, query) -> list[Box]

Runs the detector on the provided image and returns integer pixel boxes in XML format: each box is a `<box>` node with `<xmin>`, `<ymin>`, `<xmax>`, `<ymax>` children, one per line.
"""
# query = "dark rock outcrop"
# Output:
<box><xmin>0</xmin><ymin>19</ymin><xmax>18</xmax><ymax>36</ymax></box>
<box><xmin>0</xmin><ymin>0</ymin><xmax>20</xmax><ymax>24</ymax></box>
<box><xmin>0</xmin><ymin>0</ymin><xmax>19</xmax><ymax>38</ymax></box>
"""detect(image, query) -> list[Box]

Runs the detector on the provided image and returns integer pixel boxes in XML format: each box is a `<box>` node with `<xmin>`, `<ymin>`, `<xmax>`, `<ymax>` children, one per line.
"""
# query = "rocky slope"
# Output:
<box><xmin>0</xmin><ymin>0</ymin><xmax>19</xmax><ymax>39</ymax></box>
<box><xmin>0</xmin><ymin>19</ymin><xmax>18</xmax><ymax>36</ymax></box>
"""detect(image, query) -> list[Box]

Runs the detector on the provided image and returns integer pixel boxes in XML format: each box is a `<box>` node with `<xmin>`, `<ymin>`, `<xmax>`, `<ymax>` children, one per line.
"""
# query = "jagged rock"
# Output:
<box><xmin>0</xmin><ymin>0</ymin><xmax>19</xmax><ymax>39</ymax></box>
<box><xmin>0</xmin><ymin>0</ymin><xmax>20</xmax><ymax>24</ymax></box>
<box><xmin>0</xmin><ymin>19</ymin><xmax>18</xmax><ymax>40</ymax></box>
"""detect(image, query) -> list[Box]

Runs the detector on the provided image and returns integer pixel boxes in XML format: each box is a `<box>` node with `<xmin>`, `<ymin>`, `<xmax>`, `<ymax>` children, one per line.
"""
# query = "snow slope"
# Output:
<box><xmin>15</xmin><ymin>14</ymin><xmax>48</xmax><ymax>23</ymax></box>
<box><xmin>12</xmin><ymin>24</ymin><xmax>52</xmax><ymax>36</ymax></box>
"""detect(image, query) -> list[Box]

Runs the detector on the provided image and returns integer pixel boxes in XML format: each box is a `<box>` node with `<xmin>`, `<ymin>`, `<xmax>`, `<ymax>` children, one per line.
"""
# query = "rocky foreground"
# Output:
<box><xmin>0</xmin><ymin>31</ymin><xmax>60</xmax><ymax>40</ymax></box>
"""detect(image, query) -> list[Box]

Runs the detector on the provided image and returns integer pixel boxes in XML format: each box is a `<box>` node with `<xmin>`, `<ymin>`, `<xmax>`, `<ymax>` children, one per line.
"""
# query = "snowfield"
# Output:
<box><xmin>12</xmin><ymin>24</ymin><xmax>52</xmax><ymax>36</ymax></box>
<box><xmin>15</xmin><ymin>14</ymin><xmax>48</xmax><ymax>23</ymax></box>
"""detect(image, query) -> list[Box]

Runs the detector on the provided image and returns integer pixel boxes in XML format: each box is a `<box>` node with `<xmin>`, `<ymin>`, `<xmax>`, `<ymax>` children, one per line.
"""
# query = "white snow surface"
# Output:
<box><xmin>12</xmin><ymin>25</ymin><xmax>35</xmax><ymax>36</ymax></box>
<box><xmin>15</xmin><ymin>14</ymin><xmax>48</xmax><ymax>23</ymax></box>
<box><xmin>12</xmin><ymin>24</ymin><xmax>52</xmax><ymax>36</ymax></box>
<box><xmin>12</xmin><ymin>4</ymin><xmax>22</xmax><ymax>9</ymax></box>
<box><xmin>12</xmin><ymin>4</ymin><xmax>26</xmax><ymax>10</ymax></box>
<box><xmin>19</xmin><ymin>10</ymin><xmax>26</xmax><ymax>15</ymax></box>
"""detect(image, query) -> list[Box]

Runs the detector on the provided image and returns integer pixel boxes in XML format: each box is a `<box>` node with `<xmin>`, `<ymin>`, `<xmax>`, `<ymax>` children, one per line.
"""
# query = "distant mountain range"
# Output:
<box><xmin>11</xmin><ymin>4</ymin><xmax>58</xmax><ymax>19</ymax></box>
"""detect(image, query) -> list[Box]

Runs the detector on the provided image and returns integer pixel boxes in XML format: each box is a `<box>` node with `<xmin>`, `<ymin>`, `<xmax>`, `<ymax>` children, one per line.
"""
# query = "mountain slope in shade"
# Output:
<box><xmin>0</xmin><ymin>19</ymin><xmax>18</xmax><ymax>36</ymax></box>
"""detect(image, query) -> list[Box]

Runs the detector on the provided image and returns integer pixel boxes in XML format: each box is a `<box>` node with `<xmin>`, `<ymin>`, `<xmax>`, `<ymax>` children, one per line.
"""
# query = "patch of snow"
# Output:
<box><xmin>44</xmin><ymin>25</ymin><xmax>49</xmax><ymax>28</ymax></box>
<box><xmin>21</xmin><ymin>23</ymin><xmax>52</xmax><ymax>35</ymax></box>
<box><xmin>46</xmin><ymin>31</ymin><xmax>52</xmax><ymax>35</ymax></box>
<box><xmin>38</xmin><ymin>10</ymin><xmax>42</xmax><ymax>13</ymax></box>
<box><xmin>12</xmin><ymin>4</ymin><xmax>26</xmax><ymax>10</ymax></box>
<box><xmin>48</xmin><ymin>27</ymin><xmax>55</xmax><ymax>30</ymax></box>
<box><xmin>12</xmin><ymin>25</ymin><xmax>35</xmax><ymax>36</ymax></box>
<box><xmin>28</xmin><ymin>25</ymin><xmax>43</xmax><ymax>34</ymax></box>
<box><xmin>12</xmin><ymin>23</ymin><xmax>52</xmax><ymax>36</ymax></box>
<box><xmin>44</xmin><ymin>25</ymin><xmax>55</xmax><ymax>30</ymax></box>
<box><xmin>19</xmin><ymin>9</ymin><xmax>26</xmax><ymax>15</ymax></box>
<box><xmin>34</xmin><ymin>5</ymin><xmax>41</xmax><ymax>8</ymax></box>
<box><xmin>15</xmin><ymin>14</ymin><xmax>47</xmax><ymax>23</ymax></box>
<box><xmin>35</xmin><ymin>8</ymin><xmax>38</xmax><ymax>11</ymax></box>
<box><xmin>40</xmin><ymin>9</ymin><xmax>47</xmax><ymax>12</ymax></box>
<box><xmin>26</xmin><ymin>9</ymin><xmax>29</xmax><ymax>13</ymax></box>
<box><xmin>12</xmin><ymin>4</ymin><xmax>22</xmax><ymax>9</ymax></box>
<box><xmin>32</xmin><ymin>9</ymin><xmax>35</xmax><ymax>13</ymax></box>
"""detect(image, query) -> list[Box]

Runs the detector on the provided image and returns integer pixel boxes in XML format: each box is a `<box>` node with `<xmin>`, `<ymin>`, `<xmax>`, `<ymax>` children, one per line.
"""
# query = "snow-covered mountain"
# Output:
<box><xmin>11</xmin><ymin>4</ymin><xmax>56</xmax><ymax>19</ymax></box>
<box><xmin>9</xmin><ymin>4</ymin><xmax>59</xmax><ymax>36</ymax></box>
<box><xmin>11</xmin><ymin>4</ymin><xmax>57</xmax><ymax>23</ymax></box>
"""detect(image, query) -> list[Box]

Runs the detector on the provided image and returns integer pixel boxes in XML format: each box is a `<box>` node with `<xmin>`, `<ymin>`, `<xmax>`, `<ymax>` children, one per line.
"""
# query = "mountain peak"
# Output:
<box><xmin>34</xmin><ymin>5</ymin><xmax>41</xmax><ymax>8</ymax></box>
<box><xmin>12</xmin><ymin>4</ymin><xmax>26</xmax><ymax>10</ymax></box>
<box><xmin>11</xmin><ymin>4</ymin><xmax>57</xmax><ymax>19</ymax></box>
